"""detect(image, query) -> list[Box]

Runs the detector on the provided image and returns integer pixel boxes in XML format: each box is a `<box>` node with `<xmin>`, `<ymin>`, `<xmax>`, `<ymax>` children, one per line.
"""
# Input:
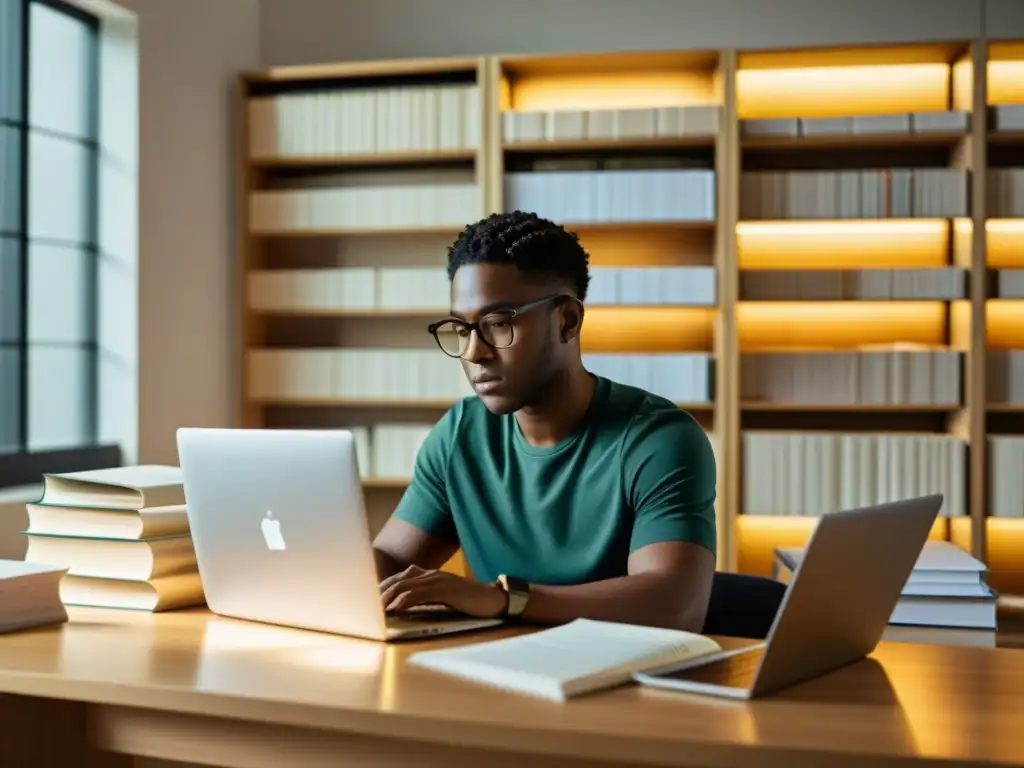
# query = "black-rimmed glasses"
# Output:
<box><xmin>427</xmin><ymin>294</ymin><xmax>565</xmax><ymax>358</ymax></box>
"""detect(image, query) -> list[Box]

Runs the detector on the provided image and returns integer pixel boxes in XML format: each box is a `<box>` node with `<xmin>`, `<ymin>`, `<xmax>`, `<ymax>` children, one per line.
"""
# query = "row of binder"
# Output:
<box><xmin>741</xmin><ymin>351</ymin><xmax>962</xmax><ymax>406</ymax></box>
<box><xmin>742</xmin><ymin>431</ymin><xmax>967</xmax><ymax>518</ymax></box>
<box><xmin>248</xmin><ymin>84</ymin><xmax>481</xmax><ymax>158</ymax></box>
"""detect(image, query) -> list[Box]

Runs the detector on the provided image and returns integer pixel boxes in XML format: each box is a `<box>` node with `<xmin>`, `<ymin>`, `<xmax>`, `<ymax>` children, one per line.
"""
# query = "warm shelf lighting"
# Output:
<box><xmin>580</xmin><ymin>227</ymin><xmax>714</xmax><ymax>268</ymax></box>
<box><xmin>736</xmin><ymin>63</ymin><xmax>950</xmax><ymax>119</ymax></box>
<box><xmin>987</xmin><ymin>300</ymin><xmax>1024</xmax><ymax>348</ymax></box>
<box><xmin>736</xmin><ymin>515</ymin><xmax>948</xmax><ymax>576</ymax></box>
<box><xmin>736</xmin><ymin>220</ymin><xmax>950</xmax><ymax>269</ymax></box>
<box><xmin>988</xmin><ymin>60</ymin><xmax>1024</xmax><ymax>105</ymax></box>
<box><xmin>737</xmin><ymin>301</ymin><xmax>947</xmax><ymax>350</ymax></box>
<box><xmin>508</xmin><ymin>71</ymin><xmax>717</xmax><ymax>112</ymax></box>
<box><xmin>581</xmin><ymin>307</ymin><xmax>714</xmax><ymax>352</ymax></box>
<box><xmin>949</xmin><ymin>518</ymin><xmax>1024</xmax><ymax>595</ymax></box>
<box><xmin>986</xmin><ymin>219</ymin><xmax>1024</xmax><ymax>267</ymax></box>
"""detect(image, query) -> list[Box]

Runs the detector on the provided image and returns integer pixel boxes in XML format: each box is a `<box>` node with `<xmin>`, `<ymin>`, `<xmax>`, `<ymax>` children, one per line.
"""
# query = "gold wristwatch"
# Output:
<box><xmin>496</xmin><ymin>574</ymin><xmax>530</xmax><ymax>620</ymax></box>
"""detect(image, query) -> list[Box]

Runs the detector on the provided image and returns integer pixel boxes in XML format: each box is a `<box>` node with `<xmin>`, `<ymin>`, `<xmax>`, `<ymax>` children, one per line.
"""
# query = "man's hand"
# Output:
<box><xmin>379</xmin><ymin>565</ymin><xmax>506</xmax><ymax>618</ymax></box>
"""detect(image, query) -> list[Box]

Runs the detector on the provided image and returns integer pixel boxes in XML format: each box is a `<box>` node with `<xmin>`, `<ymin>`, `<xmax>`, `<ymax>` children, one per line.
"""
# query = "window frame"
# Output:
<box><xmin>0</xmin><ymin>0</ymin><xmax>121</xmax><ymax>489</ymax></box>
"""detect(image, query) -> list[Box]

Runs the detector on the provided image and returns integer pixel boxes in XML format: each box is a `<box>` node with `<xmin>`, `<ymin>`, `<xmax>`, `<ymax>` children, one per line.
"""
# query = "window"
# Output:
<box><xmin>0</xmin><ymin>0</ymin><xmax>119</xmax><ymax>488</ymax></box>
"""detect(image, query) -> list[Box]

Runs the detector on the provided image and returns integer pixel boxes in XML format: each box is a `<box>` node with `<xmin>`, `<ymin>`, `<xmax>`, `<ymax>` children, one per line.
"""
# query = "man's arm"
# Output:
<box><xmin>520</xmin><ymin>411</ymin><xmax>718</xmax><ymax>632</ymax></box>
<box><xmin>374</xmin><ymin>519</ymin><xmax>458</xmax><ymax>581</ymax></box>
<box><xmin>520</xmin><ymin>541</ymin><xmax>714</xmax><ymax>631</ymax></box>
<box><xmin>372</xmin><ymin>407</ymin><xmax>461</xmax><ymax>580</ymax></box>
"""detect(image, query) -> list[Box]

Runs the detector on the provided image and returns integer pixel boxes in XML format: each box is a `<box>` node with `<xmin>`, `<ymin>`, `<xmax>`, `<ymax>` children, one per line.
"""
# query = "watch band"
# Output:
<box><xmin>496</xmin><ymin>574</ymin><xmax>530</xmax><ymax>620</ymax></box>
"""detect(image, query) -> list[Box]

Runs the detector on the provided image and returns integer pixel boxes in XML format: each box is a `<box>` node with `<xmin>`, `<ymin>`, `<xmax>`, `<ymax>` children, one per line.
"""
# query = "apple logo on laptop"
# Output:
<box><xmin>261</xmin><ymin>510</ymin><xmax>286</xmax><ymax>550</ymax></box>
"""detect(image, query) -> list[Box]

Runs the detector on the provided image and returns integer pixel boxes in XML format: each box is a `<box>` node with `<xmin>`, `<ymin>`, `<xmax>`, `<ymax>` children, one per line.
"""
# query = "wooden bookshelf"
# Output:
<box><xmin>237</xmin><ymin>57</ymin><xmax>489</xmax><ymax>576</ymax></box>
<box><xmin>490</xmin><ymin>49</ymin><xmax>731</xmax><ymax>567</ymax></box>
<box><xmin>731</xmin><ymin>41</ymin><xmax>986</xmax><ymax>580</ymax></box>
<box><xmin>236</xmin><ymin>42</ymin><xmax>1024</xmax><ymax>595</ymax></box>
<box><xmin>984</xmin><ymin>41</ymin><xmax>1024</xmax><ymax>597</ymax></box>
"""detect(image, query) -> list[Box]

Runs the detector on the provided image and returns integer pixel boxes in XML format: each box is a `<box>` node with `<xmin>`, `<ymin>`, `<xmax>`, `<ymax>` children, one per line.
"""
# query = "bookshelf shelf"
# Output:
<box><xmin>235</xmin><ymin>40</ymin><xmax>1024</xmax><ymax>593</ymax></box>
<box><xmin>362</xmin><ymin>477</ymin><xmax>413</xmax><ymax>489</ymax></box>
<box><xmin>250</xmin><ymin>149</ymin><xmax>477</xmax><ymax>169</ymax></box>
<box><xmin>249</xmin><ymin>309</ymin><xmax>448</xmax><ymax>319</ymax></box>
<box><xmin>251</xmin><ymin>227</ymin><xmax>464</xmax><ymax>238</ymax></box>
<box><xmin>250</xmin><ymin>398</ymin><xmax>459</xmax><ymax>408</ymax></box>
<box><xmin>503</xmin><ymin>137</ymin><xmax>715</xmax><ymax>153</ymax></box>
<box><xmin>741</xmin><ymin>402</ymin><xmax>959</xmax><ymax>413</ymax></box>
<box><xmin>740</xmin><ymin>131</ymin><xmax>967</xmax><ymax>150</ymax></box>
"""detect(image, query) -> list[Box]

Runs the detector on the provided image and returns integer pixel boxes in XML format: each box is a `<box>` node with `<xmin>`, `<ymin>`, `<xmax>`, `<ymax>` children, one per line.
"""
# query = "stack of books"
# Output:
<box><xmin>22</xmin><ymin>465</ymin><xmax>205</xmax><ymax>612</ymax></box>
<box><xmin>773</xmin><ymin>540</ymin><xmax>997</xmax><ymax>630</ymax></box>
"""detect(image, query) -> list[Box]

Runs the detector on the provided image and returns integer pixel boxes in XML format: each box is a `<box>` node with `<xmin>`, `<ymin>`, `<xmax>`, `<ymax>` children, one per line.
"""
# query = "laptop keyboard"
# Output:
<box><xmin>656</xmin><ymin>647</ymin><xmax>764</xmax><ymax>688</ymax></box>
<box><xmin>385</xmin><ymin>603</ymin><xmax>469</xmax><ymax>622</ymax></box>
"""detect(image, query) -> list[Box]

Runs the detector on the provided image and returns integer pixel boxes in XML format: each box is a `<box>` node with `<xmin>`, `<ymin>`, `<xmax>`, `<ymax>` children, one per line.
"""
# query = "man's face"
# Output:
<box><xmin>448</xmin><ymin>263</ymin><xmax>565</xmax><ymax>415</ymax></box>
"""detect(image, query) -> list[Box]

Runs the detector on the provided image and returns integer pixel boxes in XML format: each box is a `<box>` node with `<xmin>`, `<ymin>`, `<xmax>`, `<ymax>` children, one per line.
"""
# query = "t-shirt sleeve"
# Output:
<box><xmin>390</xmin><ymin>404</ymin><xmax>460</xmax><ymax>542</ymax></box>
<box><xmin>622</xmin><ymin>408</ymin><xmax>717</xmax><ymax>556</ymax></box>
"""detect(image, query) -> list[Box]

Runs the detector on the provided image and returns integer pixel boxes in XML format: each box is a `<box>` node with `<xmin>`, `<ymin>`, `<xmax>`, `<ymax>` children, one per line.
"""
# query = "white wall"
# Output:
<box><xmin>261</xmin><ymin>0</ymin><xmax>992</xmax><ymax>66</ymax></box>
<box><xmin>989</xmin><ymin>0</ymin><xmax>1024</xmax><ymax>40</ymax></box>
<box><xmin>117</xmin><ymin>0</ymin><xmax>260</xmax><ymax>465</ymax></box>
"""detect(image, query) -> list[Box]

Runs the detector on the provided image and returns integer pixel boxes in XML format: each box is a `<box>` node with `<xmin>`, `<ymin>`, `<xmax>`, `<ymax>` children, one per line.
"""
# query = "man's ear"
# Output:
<box><xmin>560</xmin><ymin>299</ymin><xmax>584</xmax><ymax>343</ymax></box>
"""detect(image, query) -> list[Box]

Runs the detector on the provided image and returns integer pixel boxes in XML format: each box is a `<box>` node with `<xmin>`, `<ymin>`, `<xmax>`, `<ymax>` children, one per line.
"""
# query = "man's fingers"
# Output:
<box><xmin>379</xmin><ymin>564</ymin><xmax>426</xmax><ymax>592</ymax></box>
<box><xmin>386</xmin><ymin>584</ymin><xmax>439</xmax><ymax>611</ymax></box>
<box><xmin>380</xmin><ymin>571</ymin><xmax>441</xmax><ymax>606</ymax></box>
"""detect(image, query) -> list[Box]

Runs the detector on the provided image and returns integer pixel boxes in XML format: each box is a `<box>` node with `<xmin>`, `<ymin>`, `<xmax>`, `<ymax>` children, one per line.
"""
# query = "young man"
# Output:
<box><xmin>373</xmin><ymin>211</ymin><xmax>717</xmax><ymax>631</ymax></box>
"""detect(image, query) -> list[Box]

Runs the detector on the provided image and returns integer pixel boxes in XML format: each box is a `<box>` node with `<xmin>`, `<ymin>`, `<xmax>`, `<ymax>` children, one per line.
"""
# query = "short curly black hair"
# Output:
<box><xmin>446</xmin><ymin>210</ymin><xmax>591</xmax><ymax>301</ymax></box>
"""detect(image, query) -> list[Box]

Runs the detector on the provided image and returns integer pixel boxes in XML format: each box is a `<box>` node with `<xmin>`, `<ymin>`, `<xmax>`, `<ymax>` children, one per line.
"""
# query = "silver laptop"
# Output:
<box><xmin>175</xmin><ymin>427</ymin><xmax>502</xmax><ymax>642</ymax></box>
<box><xmin>634</xmin><ymin>494</ymin><xmax>943</xmax><ymax>699</ymax></box>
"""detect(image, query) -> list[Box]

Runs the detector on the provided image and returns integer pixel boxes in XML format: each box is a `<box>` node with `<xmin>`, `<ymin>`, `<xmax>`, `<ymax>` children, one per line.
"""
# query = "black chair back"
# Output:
<box><xmin>701</xmin><ymin>571</ymin><xmax>787</xmax><ymax>639</ymax></box>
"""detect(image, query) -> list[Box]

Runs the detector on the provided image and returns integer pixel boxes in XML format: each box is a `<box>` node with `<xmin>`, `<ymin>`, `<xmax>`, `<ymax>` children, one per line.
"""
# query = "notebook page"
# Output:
<box><xmin>411</xmin><ymin>618</ymin><xmax>721</xmax><ymax>684</ymax></box>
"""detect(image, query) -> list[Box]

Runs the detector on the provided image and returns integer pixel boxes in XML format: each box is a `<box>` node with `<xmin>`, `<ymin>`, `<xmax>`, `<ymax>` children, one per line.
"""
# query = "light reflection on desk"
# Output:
<box><xmin>197</xmin><ymin>615</ymin><xmax>397</xmax><ymax>710</ymax></box>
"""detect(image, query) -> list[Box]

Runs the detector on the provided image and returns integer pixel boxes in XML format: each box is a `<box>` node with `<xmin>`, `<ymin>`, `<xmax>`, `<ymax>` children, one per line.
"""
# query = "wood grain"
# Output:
<box><xmin>0</xmin><ymin>608</ymin><xmax>1022</xmax><ymax>767</ymax></box>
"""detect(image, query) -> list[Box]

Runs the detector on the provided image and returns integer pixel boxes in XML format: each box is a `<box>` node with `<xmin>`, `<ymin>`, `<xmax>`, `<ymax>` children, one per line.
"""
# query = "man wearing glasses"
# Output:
<box><xmin>374</xmin><ymin>211</ymin><xmax>717</xmax><ymax>632</ymax></box>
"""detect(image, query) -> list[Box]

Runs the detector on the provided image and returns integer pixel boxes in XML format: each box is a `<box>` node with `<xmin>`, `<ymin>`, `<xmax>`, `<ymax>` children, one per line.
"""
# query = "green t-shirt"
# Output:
<box><xmin>391</xmin><ymin>374</ymin><xmax>717</xmax><ymax>585</ymax></box>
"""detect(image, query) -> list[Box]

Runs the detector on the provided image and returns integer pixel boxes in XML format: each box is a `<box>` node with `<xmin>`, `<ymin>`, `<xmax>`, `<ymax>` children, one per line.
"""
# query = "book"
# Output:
<box><xmin>775</xmin><ymin>540</ymin><xmax>988</xmax><ymax>592</ymax></box>
<box><xmin>36</xmin><ymin>465</ymin><xmax>185</xmax><ymax>510</ymax></box>
<box><xmin>408</xmin><ymin>618</ymin><xmax>722</xmax><ymax>702</ymax></box>
<box><xmin>24</xmin><ymin>533</ymin><xmax>197</xmax><ymax>581</ymax></box>
<box><xmin>0</xmin><ymin>560</ymin><xmax>69</xmax><ymax>633</ymax></box>
<box><xmin>25</xmin><ymin>503</ymin><xmax>189</xmax><ymax>540</ymax></box>
<box><xmin>773</xmin><ymin>541</ymin><xmax>997</xmax><ymax>630</ymax></box>
<box><xmin>60</xmin><ymin>572</ymin><xmax>205</xmax><ymax>612</ymax></box>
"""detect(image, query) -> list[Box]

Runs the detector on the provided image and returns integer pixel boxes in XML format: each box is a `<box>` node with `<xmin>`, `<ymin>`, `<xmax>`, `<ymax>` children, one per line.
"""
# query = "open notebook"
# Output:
<box><xmin>408</xmin><ymin>618</ymin><xmax>722</xmax><ymax>702</ymax></box>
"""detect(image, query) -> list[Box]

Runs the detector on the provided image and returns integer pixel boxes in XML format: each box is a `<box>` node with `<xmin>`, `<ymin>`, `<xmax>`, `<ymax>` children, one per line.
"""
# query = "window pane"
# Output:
<box><xmin>28</xmin><ymin>131</ymin><xmax>92</xmax><ymax>244</ymax></box>
<box><xmin>97</xmin><ymin>253</ymin><xmax>134</xmax><ymax>360</ymax></box>
<box><xmin>28</xmin><ymin>1</ymin><xmax>95</xmax><ymax>139</ymax></box>
<box><xmin>27</xmin><ymin>344</ymin><xmax>92</xmax><ymax>451</ymax></box>
<box><xmin>0</xmin><ymin>345</ymin><xmax>19</xmax><ymax>453</ymax></box>
<box><xmin>0</xmin><ymin>0</ymin><xmax>22</xmax><ymax>123</ymax></box>
<box><xmin>29</xmin><ymin>243</ymin><xmax>93</xmax><ymax>344</ymax></box>
<box><xmin>0</xmin><ymin>124</ymin><xmax>19</xmax><ymax>233</ymax></box>
<box><xmin>0</xmin><ymin>236</ymin><xmax>20</xmax><ymax>342</ymax></box>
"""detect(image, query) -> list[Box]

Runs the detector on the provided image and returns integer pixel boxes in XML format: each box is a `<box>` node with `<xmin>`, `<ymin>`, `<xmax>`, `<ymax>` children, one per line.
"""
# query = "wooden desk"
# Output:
<box><xmin>0</xmin><ymin>607</ymin><xmax>1023</xmax><ymax>768</ymax></box>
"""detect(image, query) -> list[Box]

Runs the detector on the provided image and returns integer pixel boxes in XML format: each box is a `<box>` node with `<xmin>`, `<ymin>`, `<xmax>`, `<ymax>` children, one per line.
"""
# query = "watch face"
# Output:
<box><xmin>505</xmin><ymin>575</ymin><xmax>528</xmax><ymax>594</ymax></box>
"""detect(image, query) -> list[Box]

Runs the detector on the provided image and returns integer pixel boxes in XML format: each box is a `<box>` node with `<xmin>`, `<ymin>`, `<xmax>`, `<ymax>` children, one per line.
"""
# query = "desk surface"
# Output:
<box><xmin>0</xmin><ymin>606</ymin><xmax>1023</xmax><ymax>768</ymax></box>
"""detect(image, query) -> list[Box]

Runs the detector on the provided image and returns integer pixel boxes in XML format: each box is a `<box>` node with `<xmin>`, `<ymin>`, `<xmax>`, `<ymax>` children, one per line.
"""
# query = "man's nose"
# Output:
<box><xmin>462</xmin><ymin>329</ymin><xmax>492</xmax><ymax>363</ymax></box>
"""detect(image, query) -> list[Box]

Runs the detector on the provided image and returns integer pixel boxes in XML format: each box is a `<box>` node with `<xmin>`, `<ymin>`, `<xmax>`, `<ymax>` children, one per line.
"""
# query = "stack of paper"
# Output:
<box><xmin>22</xmin><ymin>466</ymin><xmax>205</xmax><ymax>612</ymax></box>
<box><xmin>774</xmin><ymin>540</ymin><xmax>996</xmax><ymax>629</ymax></box>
